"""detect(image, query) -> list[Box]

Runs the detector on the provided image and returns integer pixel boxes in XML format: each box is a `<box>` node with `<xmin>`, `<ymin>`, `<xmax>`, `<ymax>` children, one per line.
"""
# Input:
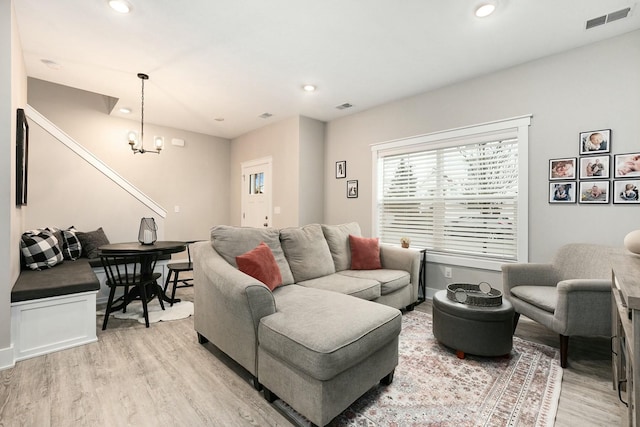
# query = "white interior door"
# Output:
<box><xmin>241</xmin><ymin>157</ymin><xmax>272</xmax><ymax>228</ymax></box>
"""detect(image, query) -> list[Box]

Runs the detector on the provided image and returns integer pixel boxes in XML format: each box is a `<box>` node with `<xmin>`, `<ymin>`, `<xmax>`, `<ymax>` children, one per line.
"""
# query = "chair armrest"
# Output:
<box><xmin>553</xmin><ymin>279</ymin><xmax>612</xmax><ymax>336</ymax></box>
<box><xmin>501</xmin><ymin>263</ymin><xmax>558</xmax><ymax>296</ymax></box>
<box><xmin>380</xmin><ymin>245</ymin><xmax>420</xmax><ymax>302</ymax></box>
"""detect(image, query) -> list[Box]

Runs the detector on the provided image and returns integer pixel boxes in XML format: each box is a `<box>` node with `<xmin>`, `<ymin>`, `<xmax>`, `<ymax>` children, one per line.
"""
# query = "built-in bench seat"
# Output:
<box><xmin>11</xmin><ymin>259</ymin><xmax>101</xmax><ymax>362</ymax></box>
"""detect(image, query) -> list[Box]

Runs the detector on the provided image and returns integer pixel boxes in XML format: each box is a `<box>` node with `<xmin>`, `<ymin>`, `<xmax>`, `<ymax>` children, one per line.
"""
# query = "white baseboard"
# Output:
<box><xmin>0</xmin><ymin>345</ymin><xmax>15</xmax><ymax>371</ymax></box>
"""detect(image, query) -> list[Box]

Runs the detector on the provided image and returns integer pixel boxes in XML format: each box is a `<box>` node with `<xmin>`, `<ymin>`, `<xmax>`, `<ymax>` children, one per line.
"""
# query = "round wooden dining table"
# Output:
<box><xmin>99</xmin><ymin>241</ymin><xmax>187</xmax><ymax>304</ymax></box>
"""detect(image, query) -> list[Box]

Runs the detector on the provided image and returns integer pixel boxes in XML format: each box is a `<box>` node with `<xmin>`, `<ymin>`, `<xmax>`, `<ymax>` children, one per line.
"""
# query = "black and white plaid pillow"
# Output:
<box><xmin>62</xmin><ymin>226</ymin><xmax>82</xmax><ymax>261</ymax></box>
<box><xmin>20</xmin><ymin>229</ymin><xmax>64</xmax><ymax>270</ymax></box>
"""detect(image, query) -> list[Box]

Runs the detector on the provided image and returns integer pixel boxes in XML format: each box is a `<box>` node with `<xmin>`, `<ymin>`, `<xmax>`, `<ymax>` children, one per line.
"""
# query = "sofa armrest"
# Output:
<box><xmin>192</xmin><ymin>241</ymin><xmax>275</xmax><ymax>376</ymax></box>
<box><xmin>501</xmin><ymin>263</ymin><xmax>558</xmax><ymax>297</ymax></box>
<box><xmin>553</xmin><ymin>279</ymin><xmax>612</xmax><ymax>336</ymax></box>
<box><xmin>380</xmin><ymin>245</ymin><xmax>420</xmax><ymax>302</ymax></box>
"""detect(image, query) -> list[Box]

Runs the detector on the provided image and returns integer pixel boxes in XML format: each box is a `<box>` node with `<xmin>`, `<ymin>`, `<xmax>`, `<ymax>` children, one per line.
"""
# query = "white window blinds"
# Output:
<box><xmin>373</xmin><ymin>116</ymin><xmax>530</xmax><ymax>265</ymax></box>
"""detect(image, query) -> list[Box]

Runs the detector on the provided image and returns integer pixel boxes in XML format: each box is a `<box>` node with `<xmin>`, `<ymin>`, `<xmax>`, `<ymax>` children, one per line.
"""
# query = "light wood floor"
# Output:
<box><xmin>0</xmin><ymin>289</ymin><xmax>623</xmax><ymax>426</ymax></box>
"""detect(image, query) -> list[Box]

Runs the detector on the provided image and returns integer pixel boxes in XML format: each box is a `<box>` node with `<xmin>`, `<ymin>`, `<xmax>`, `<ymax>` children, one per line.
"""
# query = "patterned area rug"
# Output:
<box><xmin>276</xmin><ymin>309</ymin><xmax>562</xmax><ymax>427</ymax></box>
<box><xmin>97</xmin><ymin>300</ymin><xmax>194</xmax><ymax>324</ymax></box>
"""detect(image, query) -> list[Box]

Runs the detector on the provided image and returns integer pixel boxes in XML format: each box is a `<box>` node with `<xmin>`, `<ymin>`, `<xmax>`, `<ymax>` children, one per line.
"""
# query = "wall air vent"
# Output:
<box><xmin>586</xmin><ymin>15</ymin><xmax>606</xmax><ymax>29</ymax></box>
<box><xmin>586</xmin><ymin>6</ymin><xmax>631</xmax><ymax>29</ymax></box>
<box><xmin>607</xmin><ymin>7</ymin><xmax>631</xmax><ymax>23</ymax></box>
<box><xmin>259</xmin><ymin>112</ymin><xmax>273</xmax><ymax>119</ymax></box>
<box><xmin>336</xmin><ymin>103</ymin><xmax>353</xmax><ymax>110</ymax></box>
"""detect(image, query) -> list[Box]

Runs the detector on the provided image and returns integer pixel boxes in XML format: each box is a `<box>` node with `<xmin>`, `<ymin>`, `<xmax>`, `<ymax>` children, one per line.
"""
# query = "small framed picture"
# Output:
<box><xmin>613</xmin><ymin>153</ymin><xmax>640</xmax><ymax>178</ymax></box>
<box><xmin>613</xmin><ymin>180</ymin><xmax>640</xmax><ymax>204</ymax></box>
<box><xmin>336</xmin><ymin>161</ymin><xmax>346</xmax><ymax>179</ymax></box>
<box><xmin>549</xmin><ymin>158</ymin><xmax>576</xmax><ymax>180</ymax></box>
<box><xmin>549</xmin><ymin>182</ymin><xmax>576</xmax><ymax>203</ymax></box>
<box><xmin>347</xmin><ymin>180</ymin><xmax>358</xmax><ymax>198</ymax></box>
<box><xmin>579</xmin><ymin>181</ymin><xmax>609</xmax><ymax>204</ymax></box>
<box><xmin>579</xmin><ymin>129</ymin><xmax>610</xmax><ymax>155</ymax></box>
<box><xmin>578</xmin><ymin>155</ymin><xmax>610</xmax><ymax>179</ymax></box>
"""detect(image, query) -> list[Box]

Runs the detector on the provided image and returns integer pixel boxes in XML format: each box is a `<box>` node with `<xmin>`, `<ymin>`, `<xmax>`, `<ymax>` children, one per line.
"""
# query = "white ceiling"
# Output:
<box><xmin>13</xmin><ymin>0</ymin><xmax>640</xmax><ymax>140</ymax></box>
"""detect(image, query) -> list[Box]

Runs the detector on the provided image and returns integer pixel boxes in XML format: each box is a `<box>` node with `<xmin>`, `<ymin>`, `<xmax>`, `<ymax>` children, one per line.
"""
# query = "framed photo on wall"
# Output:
<box><xmin>16</xmin><ymin>108</ymin><xmax>28</xmax><ymax>206</ymax></box>
<box><xmin>579</xmin><ymin>181</ymin><xmax>609</xmax><ymax>204</ymax></box>
<box><xmin>549</xmin><ymin>158</ymin><xmax>576</xmax><ymax>180</ymax></box>
<box><xmin>549</xmin><ymin>182</ymin><xmax>576</xmax><ymax>203</ymax></box>
<box><xmin>579</xmin><ymin>129</ymin><xmax>610</xmax><ymax>155</ymax></box>
<box><xmin>613</xmin><ymin>152</ymin><xmax>640</xmax><ymax>178</ymax></box>
<box><xmin>347</xmin><ymin>180</ymin><xmax>358</xmax><ymax>198</ymax></box>
<box><xmin>613</xmin><ymin>179</ymin><xmax>640</xmax><ymax>204</ymax></box>
<box><xmin>336</xmin><ymin>161</ymin><xmax>346</xmax><ymax>179</ymax></box>
<box><xmin>578</xmin><ymin>155</ymin><xmax>610</xmax><ymax>179</ymax></box>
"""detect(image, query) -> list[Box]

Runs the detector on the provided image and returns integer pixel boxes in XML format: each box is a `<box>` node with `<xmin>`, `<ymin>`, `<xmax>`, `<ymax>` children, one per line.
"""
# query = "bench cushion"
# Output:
<box><xmin>12</xmin><ymin>259</ymin><xmax>100</xmax><ymax>302</ymax></box>
<box><xmin>259</xmin><ymin>285</ymin><xmax>401</xmax><ymax>380</ymax></box>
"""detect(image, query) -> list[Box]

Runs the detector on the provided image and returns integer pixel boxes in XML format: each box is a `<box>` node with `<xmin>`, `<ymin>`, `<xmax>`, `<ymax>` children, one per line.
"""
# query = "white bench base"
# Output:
<box><xmin>11</xmin><ymin>291</ymin><xmax>98</xmax><ymax>362</ymax></box>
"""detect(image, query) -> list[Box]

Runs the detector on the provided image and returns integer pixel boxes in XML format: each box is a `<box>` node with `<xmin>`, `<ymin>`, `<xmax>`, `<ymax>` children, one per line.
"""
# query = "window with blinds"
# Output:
<box><xmin>372</xmin><ymin>116</ymin><xmax>530</xmax><ymax>266</ymax></box>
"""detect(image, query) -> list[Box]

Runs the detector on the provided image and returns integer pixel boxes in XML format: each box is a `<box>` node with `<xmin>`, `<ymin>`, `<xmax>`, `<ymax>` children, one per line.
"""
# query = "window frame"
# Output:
<box><xmin>371</xmin><ymin>115</ymin><xmax>531</xmax><ymax>271</ymax></box>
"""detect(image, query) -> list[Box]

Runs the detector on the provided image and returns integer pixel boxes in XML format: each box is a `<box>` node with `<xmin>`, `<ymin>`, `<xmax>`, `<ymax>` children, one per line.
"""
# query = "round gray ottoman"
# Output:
<box><xmin>432</xmin><ymin>290</ymin><xmax>514</xmax><ymax>358</ymax></box>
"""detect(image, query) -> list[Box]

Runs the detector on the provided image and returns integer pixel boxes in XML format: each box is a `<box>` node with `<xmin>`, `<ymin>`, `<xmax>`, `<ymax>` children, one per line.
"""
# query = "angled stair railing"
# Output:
<box><xmin>25</xmin><ymin>105</ymin><xmax>167</xmax><ymax>218</ymax></box>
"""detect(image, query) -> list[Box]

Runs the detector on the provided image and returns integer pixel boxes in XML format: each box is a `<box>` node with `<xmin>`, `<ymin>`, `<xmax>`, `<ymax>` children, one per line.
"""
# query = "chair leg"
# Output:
<box><xmin>170</xmin><ymin>272</ymin><xmax>179</xmax><ymax>307</ymax></box>
<box><xmin>139</xmin><ymin>283</ymin><xmax>150</xmax><ymax>328</ymax></box>
<box><xmin>559</xmin><ymin>334</ymin><xmax>569</xmax><ymax>368</ymax></box>
<box><xmin>512</xmin><ymin>312</ymin><xmax>520</xmax><ymax>333</ymax></box>
<box><xmin>163</xmin><ymin>270</ymin><xmax>173</xmax><ymax>294</ymax></box>
<box><xmin>156</xmin><ymin>280</ymin><xmax>165</xmax><ymax>311</ymax></box>
<box><xmin>102</xmin><ymin>286</ymin><xmax>117</xmax><ymax>330</ymax></box>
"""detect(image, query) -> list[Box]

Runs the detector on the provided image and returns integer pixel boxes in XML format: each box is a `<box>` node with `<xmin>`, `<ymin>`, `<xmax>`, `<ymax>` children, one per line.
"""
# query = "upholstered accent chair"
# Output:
<box><xmin>502</xmin><ymin>243</ymin><xmax>623</xmax><ymax>368</ymax></box>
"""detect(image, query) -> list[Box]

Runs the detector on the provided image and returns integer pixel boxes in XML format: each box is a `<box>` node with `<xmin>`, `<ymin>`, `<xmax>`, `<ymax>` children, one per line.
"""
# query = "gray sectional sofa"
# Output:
<box><xmin>192</xmin><ymin>222</ymin><xmax>420</xmax><ymax>426</ymax></box>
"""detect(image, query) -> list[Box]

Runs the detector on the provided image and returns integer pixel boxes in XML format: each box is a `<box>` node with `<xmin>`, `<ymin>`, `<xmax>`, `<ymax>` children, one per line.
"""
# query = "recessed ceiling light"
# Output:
<box><xmin>303</xmin><ymin>84</ymin><xmax>316</xmax><ymax>92</ymax></box>
<box><xmin>108</xmin><ymin>0</ymin><xmax>132</xmax><ymax>14</ymax></box>
<box><xmin>214</xmin><ymin>117</ymin><xmax>225</xmax><ymax>122</ymax></box>
<box><xmin>119</xmin><ymin>107</ymin><xmax>132</xmax><ymax>114</ymax></box>
<box><xmin>475</xmin><ymin>3</ymin><xmax>496</xmax><ymax>17</ymax></box>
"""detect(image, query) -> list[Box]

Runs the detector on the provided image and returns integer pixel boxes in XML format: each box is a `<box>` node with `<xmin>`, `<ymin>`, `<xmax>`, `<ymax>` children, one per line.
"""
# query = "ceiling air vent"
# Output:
<box><xmin>259</xmin><ymin>112</ymin><xmax>273</xmax><ymax>119</ymax></box>
<box><xmin>336</xmin><ymin>102</ymin><xmax>353</xmax><ymax>110</ymax></box>
<box><xmin>586</xmin><ymin>7</ymin><xmax>631</xmax><ymax>29</ymax></box>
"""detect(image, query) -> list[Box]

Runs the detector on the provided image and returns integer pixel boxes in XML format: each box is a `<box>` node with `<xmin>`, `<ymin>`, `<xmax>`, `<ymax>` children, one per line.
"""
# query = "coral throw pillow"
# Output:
<box><xmin>349</xmin><ymin>234</ymin><xmax>382</xmax><ymax>270</ymax></box>
<box><xmin>236</xmin><ymin>242</ymin><xmax>283</xmax><ymax>291</ymax></box>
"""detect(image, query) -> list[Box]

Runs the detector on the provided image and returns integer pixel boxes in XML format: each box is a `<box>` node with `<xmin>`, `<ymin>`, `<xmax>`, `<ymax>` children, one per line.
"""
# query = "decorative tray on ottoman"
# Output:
<box><xmin>446</xmin><ymin>282</ymin><xmax>502</xmax><ymax>306</ymax></box>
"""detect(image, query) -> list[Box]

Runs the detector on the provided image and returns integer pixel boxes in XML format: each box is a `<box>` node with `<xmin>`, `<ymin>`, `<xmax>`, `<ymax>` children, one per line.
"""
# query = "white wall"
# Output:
<box><xmin>230</xmin><ymin>115</ymin><xmax>325</xmax><ymax>228</ymax></box>
<box><xmin>324</xmin><ymin>30</ymin><xmax>640</xmax><ymax>292</ymax></box>
<box><xmin>27</xmin><ymin>79</ymin><xmax>230</xmax><ymax>242</ymax></box>
<box><xmin>0</xmin><ymin>0</ymin><xmax>27</xmax><ymax>370</ymax></box>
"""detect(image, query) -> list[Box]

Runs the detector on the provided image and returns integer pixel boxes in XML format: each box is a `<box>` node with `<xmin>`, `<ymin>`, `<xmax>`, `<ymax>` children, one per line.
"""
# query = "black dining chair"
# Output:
<box><xmin>100</xmin><ymin>251</ymin><xmax>164</xmax><ymax>329</ymax></box>
<box><xmin>163</xmin><ymin>241</ymin><xmax>197</xmax><ymax>306</ymax></box>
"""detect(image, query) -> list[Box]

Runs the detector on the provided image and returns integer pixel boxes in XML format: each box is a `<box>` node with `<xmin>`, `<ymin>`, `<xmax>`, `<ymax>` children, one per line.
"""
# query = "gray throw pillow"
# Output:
<box><xmin>211</xmin><ymin>225</ymin><xmax>294</xmax><ymax>285</ymax></box>
<box><xmin>321</xmin><ymin>222</ymin><xmax>362</xmax><ymax>271</ymax></box>
<box><xmin>280</xmin><ymin>224</ymin><xmax>335</xmax><ymax>282</ymax></box>
<box><xmin>76</xmin><ymin>227</ymin><xmax>110</xmax><ymax>259</ymax></box>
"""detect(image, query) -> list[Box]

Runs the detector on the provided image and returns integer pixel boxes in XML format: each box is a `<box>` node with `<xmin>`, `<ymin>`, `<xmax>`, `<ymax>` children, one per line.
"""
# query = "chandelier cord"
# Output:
<box><xmin>140</xmin><ymin>76</ymin><xmax>145</xmax><ymax>150</ymax></box>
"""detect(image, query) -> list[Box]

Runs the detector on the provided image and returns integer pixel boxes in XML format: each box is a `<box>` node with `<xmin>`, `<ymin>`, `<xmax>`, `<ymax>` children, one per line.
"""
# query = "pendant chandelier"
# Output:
<box><xmin>127</xmin><ymin>73</ymin><xmax>164</xmax><ymax>154</ymax></box>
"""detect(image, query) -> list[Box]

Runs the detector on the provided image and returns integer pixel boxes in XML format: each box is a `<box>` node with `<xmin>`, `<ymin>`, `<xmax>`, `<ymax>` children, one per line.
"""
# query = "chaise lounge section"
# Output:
<box><xmin>193</xmin><ymin>222</ymin><xmax>419</xmax><ymax>426</ymax></box>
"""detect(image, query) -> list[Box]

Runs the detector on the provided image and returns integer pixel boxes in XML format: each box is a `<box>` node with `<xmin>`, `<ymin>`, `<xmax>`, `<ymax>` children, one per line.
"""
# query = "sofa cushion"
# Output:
<box><xmin>280</xmin><ymin>224</ymin><xmax>335</xmax><ymax>282</ymax></box>
<box><xmin>236</xmin><ymin>242</ymin><xmax>283</xmax><ymax>291</ymax></box>
<box><xmin>339</xmin><ymin>269</ymin><xmax>410</xmax><ymax>295</ymax></box>
<box><xmin>321</xmin><ymin>222</ymin><xmax>362</xmax><ymax>272</ymax></box>
<box><xmin>260</xmin><ymin>285</ymin><xmax>401</xmax><ymax>380</ymax></box>
<box><xmin>297</xmin><ymin>273</ymin><xmax>380</xmax><ymax>301</ymax></box>
<box><xmin>349</xmin><ymin>235</ymin><xmax>381</xmax><ymax>270</ymax></box>
<box><xmin>62</xmin><ymin>226</ymin><xmax>82</xmax><ymax>261</ymax></box>
<box><xmin>211</xmin><ymin>225</ymin><xmax>294</xmax><ymax>285</ymax></box>
<box><xmin>76</xmin><ymin>227</ymin><xmax>110</xmax><ymax>259</ymax></box>
<box><xmin>20</xmin><ymin>229</ymin><xmax>64</xmax><ymax>270</ymax></box>
<box><xmin>510</xmin><ymin>285</ymin><xmax>557</xmax><ymax>313</ymax></box>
